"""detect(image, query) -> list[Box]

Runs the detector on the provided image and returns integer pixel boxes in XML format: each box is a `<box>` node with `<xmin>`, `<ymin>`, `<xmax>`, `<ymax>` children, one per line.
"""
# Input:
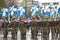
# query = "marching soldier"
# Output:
<box><xmin>14</xmin><ymin>20</ymin><xmax>18</xmax><ymax>37</ymax></box>
<box><xmin>42</xmin><ymin>21</ymin><xmax>50</xmax><ymax>36</ymax></box>
<box><xmin>11</xmin><ymin>19</ymin><xmax>17</xmax><ymax>38</ymax></box>
<box><xmin>2</xmin><ymin>19</ymin><xmax>8</xmax><ymax>38</ymax></box>
<box><xmin>57</xmin><ymin>21</ymin><xmax>60</xmax><ymax>37</ymax></box>
<box><xmin>54</xmin><ymin>21</ymin><xmax>58</xmax><ymax>38</ymax></box>
<box><xmin>11</xmin><ymin>20</ymin><xmax>15</xmax><ymax>38</ymax></box>
<box><xmin>31</xmin><ymin>20</ymin><xmax>38</xmax><ymax>38</ymax></box>
<box><xmin>42</xmin><ymin>27</ymin><xmax>49</xmax><ymax>40</ymax></box>
<box><xmin>37</xmin><ymin>21</ymin><xmax>42</xmax><ymax>34</ymax></box>
<box><xmin>51</xmin><ymin>21</ymin><xmax>56</xmax><ymax>38</ymax></box>
<box><xmin>19</xmin><ymin>21</ymin><xmax>26</xmax><ymax>38</ymax></box>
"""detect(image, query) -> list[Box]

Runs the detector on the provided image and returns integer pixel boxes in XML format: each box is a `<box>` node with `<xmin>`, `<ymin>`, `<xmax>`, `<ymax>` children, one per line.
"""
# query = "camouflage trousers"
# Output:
<box><xmin>31</xmin><ymin>27</ymin><xmax>38</xmax><ymax>38</ymax></box>
<box><xmin>3</xmin><ymin>28</ymin><xmax>8</xmax><ymax>38</ymax></box>
<box><xmin>11</xmin><ymin>28</ymin><xmax>17</xmax><ymax>38</ymax></box>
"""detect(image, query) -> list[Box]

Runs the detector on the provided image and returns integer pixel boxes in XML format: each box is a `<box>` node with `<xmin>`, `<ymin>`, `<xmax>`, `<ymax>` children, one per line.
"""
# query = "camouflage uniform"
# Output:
<box><xmin>2</xmin><ymin>22</ymin><xmax>8</xmax><ymax>38</ymax></box>
<box><xmin>41</xmin><ymin>22</ymin><xmax>49</xmax><ymax>40</ymax></box>
<box><xmin>31</xmin><ymin>21</ymin><xmax>38</xmax><ymax>38</ymax></box>
<box><xmin>11</xmin><ymin>21</ymin><xmax>17</xmax><ymax>38</ymax></box>
<box><xmin>57</xmin><ymin>21</ymin><xmax>60</xmax><ymax>37</ymax></box>
<box><xmin>42</xmin><ymin>22</ymin><xmax>50</xmax><ymax>35</ymax></box>
<box><xmin>19</xmin><ymin>21</ymin><xmax>26</xmax><ymax>38</ymax></box>
<box><xmin>51</xmin><ymin>21</ymin><xmax>56</xmax><ymax>37</ymax></box>
<box><xmin>14</xmin><ymin>21</ymin><xmax>18</xmax><ymax>37</ymax></box>
<box><xmin>42</xmin><ymin>27</ymin><xmax>50</xmax><ymax>35</ymax></box>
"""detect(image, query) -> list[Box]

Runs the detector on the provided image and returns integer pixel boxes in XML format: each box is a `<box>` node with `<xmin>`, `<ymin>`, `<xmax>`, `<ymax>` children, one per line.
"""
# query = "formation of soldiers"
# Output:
<box><xmin>1</xmin><ymin>17</ymin><xmax>60</xmax><ymax>39</ymax></box>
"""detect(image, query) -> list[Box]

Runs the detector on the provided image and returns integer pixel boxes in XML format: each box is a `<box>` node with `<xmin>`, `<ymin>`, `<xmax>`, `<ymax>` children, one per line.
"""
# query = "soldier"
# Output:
<box><xmin>11</xmin><ymin>19</ymin><xmax>17</xmax><ymax>38</ymax></box>
<box><xmin>57</xmin><ymin>21</ymin><xmax>60</xmax><ymax>37</ymax></box>
<box><xmin>42</xmin><ymin>21</ymin><xmax>50</xmax><ymax>36</ymax></box>
<box><xmin>2</xmin><ymin>19</ymin><xmax>8</xmax><ymax>38</ymax></box>
<box><xmin>47</xmin><ymin>21</ymin><xmax>50</xmax><ymax>35</ymax></box>
<box><xmin>56</xmin><ymin>25</ymin><xmax>59</xmax><ymax>38</ymax></box>
<box><xmin>31</xmin><ymin>20</ymin><xmax>38</xmax><ymax>38</ymax></box>
<box><xmin>14</xmin><ymin>20</ymin><xmax>18</xmax><ymax>37</ymax></box>
<box><xmin>51</xmin><ymin>21</ymin><xmax>56</xmax><ymax>38</ymax></box>
<box><xmin>54</xmin><ymin>21</ymin><xmax>58</xmax><ymax>38</ymax></box>
<box><xmin>42</xmin><ymin>26</ymin><xmax>49</xmax><ymax>40</ymax></box>
<box><xmin>19</xmin><ymin>21</ymin><xmax>26</xmax><ymax>38</ymax></box>
<box><xmin>11</xmin><ymin>20</ymin><xmax>15</xmax><ymax>38</ymax></box>
<box><xmin>37</xmin><ymin>21</ymin><xmax>42</xmax><ymax>34</ymax></box>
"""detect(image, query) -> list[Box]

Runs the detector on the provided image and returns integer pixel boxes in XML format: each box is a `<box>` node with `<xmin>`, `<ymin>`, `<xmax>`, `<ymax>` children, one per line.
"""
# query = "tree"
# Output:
<box><xmin>0</xmin><ymin>0</ymin><xmax>5</xmax><ymax>10</ymax></box>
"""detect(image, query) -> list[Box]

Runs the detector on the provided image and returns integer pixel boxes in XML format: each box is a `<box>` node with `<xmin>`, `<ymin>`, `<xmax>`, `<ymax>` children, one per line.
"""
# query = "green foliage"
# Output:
<box><xmin>0</xmin><ymin>0</ymin><xmax>5</xmax><ymax>10</ymax></box>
